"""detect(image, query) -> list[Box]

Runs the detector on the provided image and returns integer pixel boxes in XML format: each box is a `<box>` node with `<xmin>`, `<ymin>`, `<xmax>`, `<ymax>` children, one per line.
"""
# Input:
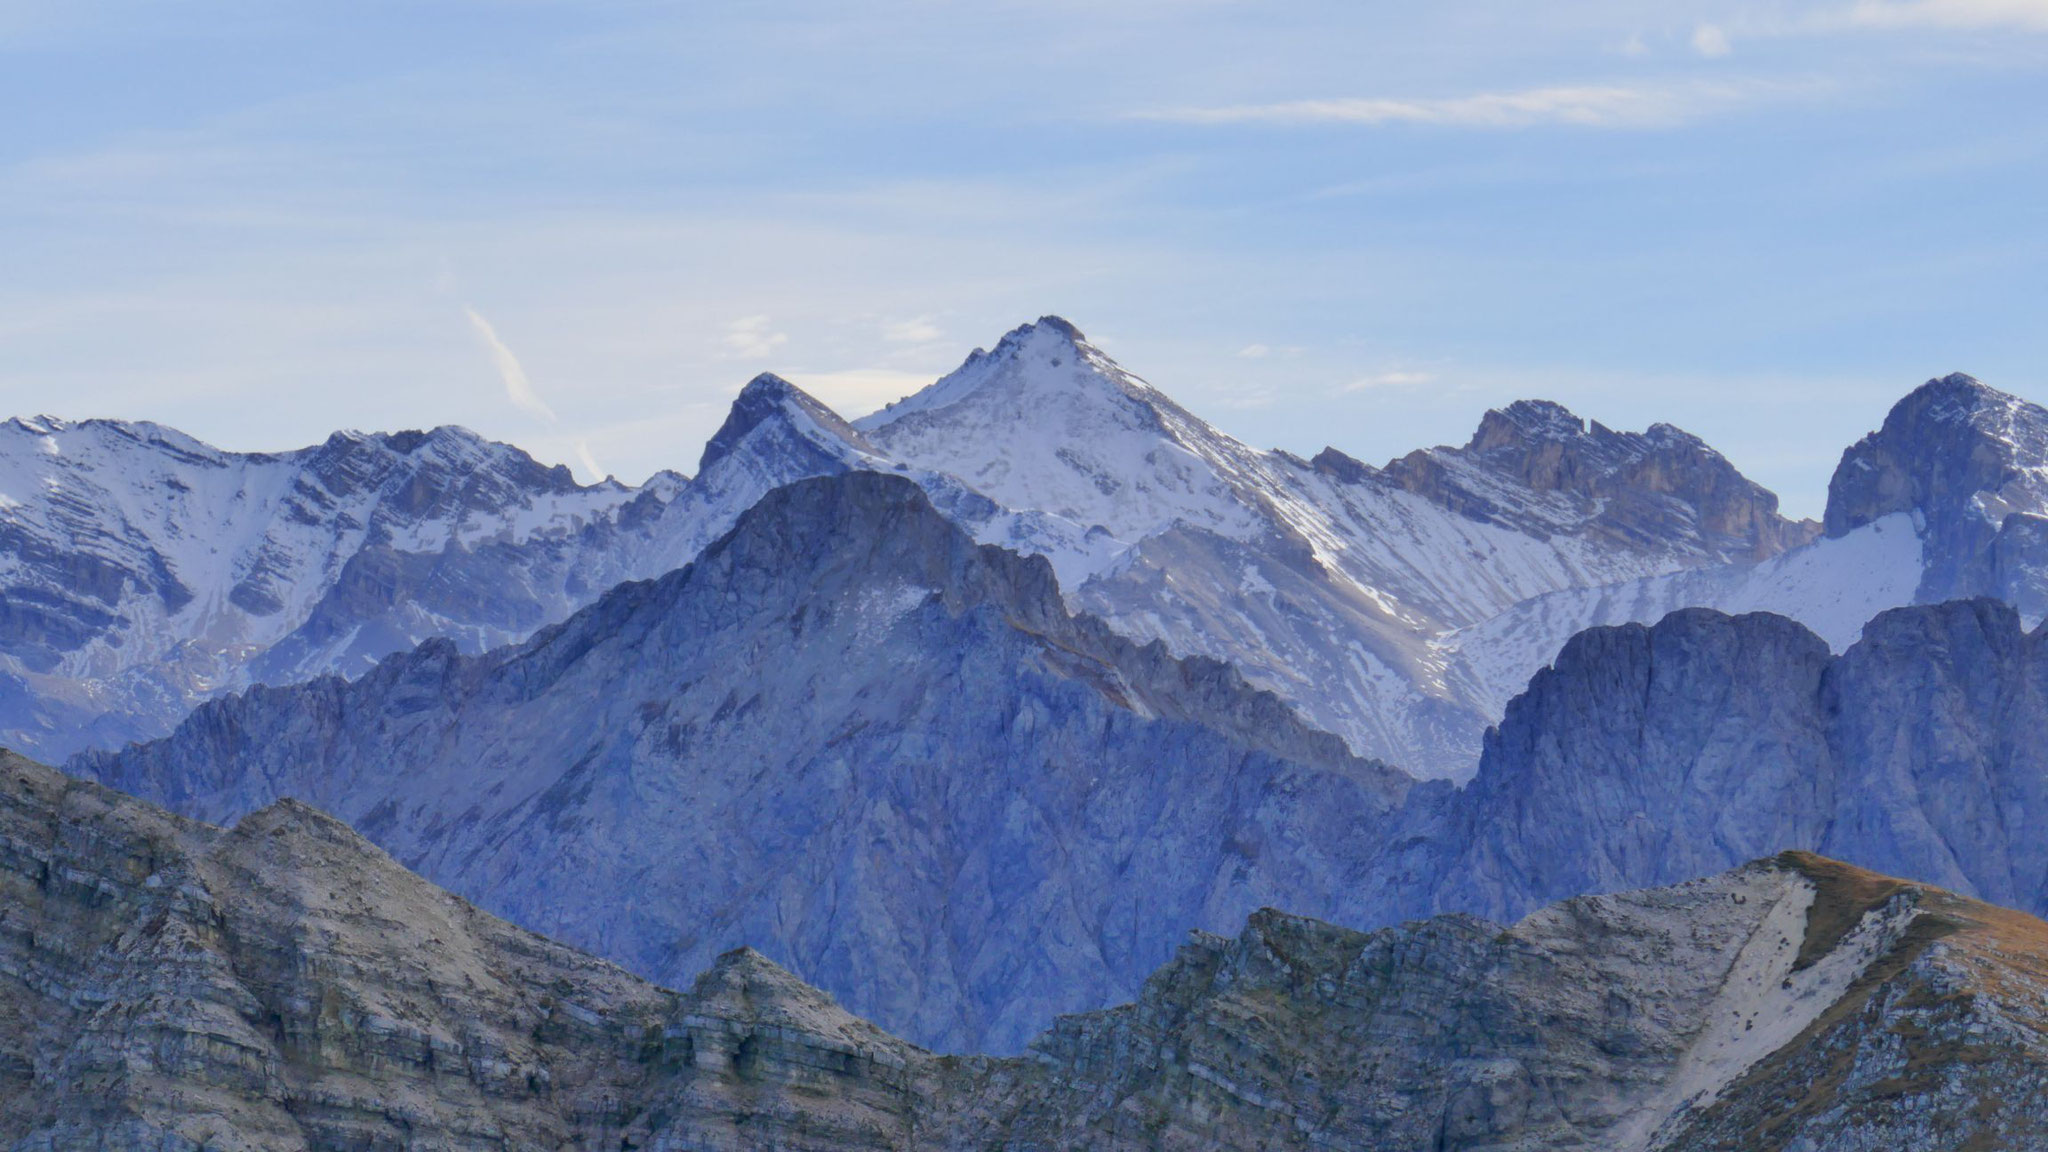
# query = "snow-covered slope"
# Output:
<box><xmin>0</xmin><ymin>318</ymin><xmax>1824</xmax><ymax>779</ymax></box>
<box><xmin>855</xmin><ymin>317</ymin><xmax>1817</xmax><ymax>777</ymax></box>
<box><xmin>0</xmin><ymin>382</ymin><xmax>912</xmax><ymax>762</ymax></box>
<box><xmin>0</xmin><ymin>418</ymin><xmax>657</xmax><ymax>758</ymax></box>
<box><xmin>1440</xmin><ymin>511</ymin><xmax>1926</xmax><ymax>716</ymax></box>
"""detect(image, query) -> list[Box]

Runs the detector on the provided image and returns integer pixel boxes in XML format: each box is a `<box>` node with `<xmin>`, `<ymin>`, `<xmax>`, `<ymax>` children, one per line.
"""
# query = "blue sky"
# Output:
<box><xmin>3</xmin><ymin>1</ymin><xmax>2044</xmax><ymax>515</ymax></box>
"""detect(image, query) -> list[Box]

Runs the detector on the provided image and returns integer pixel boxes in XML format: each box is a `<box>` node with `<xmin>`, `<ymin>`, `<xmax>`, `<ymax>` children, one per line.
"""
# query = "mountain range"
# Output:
<box><xmin>12</xmin><ymin>313</ymin><xmax>2048</xmax><ymax>1140</ymax></box>
<box><xmin>6</xmin><ymin>317</ymin><xmax>1868</xmax><ymax>778</ymax></box>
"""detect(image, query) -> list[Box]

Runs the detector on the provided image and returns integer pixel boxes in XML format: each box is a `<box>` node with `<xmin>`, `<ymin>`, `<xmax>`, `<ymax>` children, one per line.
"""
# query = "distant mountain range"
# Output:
<box><xmin>9</xmin><ymin>749</ymin><xmax>2047</xmax><ymax>1150</ymax></box>
<box><xmin>23</xmin><ymin>316</ymin><xmax>2010</xmax><ymax>779</ymax></box>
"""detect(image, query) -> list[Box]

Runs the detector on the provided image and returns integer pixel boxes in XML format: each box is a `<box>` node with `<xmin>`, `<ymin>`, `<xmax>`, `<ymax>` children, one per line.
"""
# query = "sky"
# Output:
<box><xmin>2</xmin><ymin>1</ymin><xmax>2044</xmax><ymax>517</ymax></box>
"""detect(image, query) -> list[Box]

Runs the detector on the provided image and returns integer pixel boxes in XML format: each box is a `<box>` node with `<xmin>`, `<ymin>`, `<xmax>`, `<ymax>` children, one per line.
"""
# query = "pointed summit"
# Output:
<box><xmin>847</xmin><ymin>315</ymin><xmax>1270</xmax><ymax>544</ymax></box>
<box><xmin>1469</xmin><ymin>399</ymin><xmax>1590</xmax><ymax>449</ymax></box>
<box><xmin>855</xmin><ymin>315</ymin><xmax>1129</xmax><ymax>432</ymax></box>
<box><xmin>1824</xmin><ymin>373</ymin><xmax>2048</xmax><ymax>606</ymax></box>
<box><xmin>698</xmin><ymin>373</ymin><xmax>872</xmax><ymax>476</ymax></box>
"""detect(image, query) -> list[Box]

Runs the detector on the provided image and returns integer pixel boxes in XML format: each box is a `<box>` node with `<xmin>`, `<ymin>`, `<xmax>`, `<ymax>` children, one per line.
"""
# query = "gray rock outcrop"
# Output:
<box><xmin>1826</xmin><ymin>370</ymin><xmax>2048</xmax><ymax>609</ymax></box>
<box><xmin>1441</xmin><ymin>597</ymin><xmax>2048</xmax><ymax>923</ymax></box>
<box><xmin>1374</xmin><ymin>397</ymin><xmax>1818</xmax><ymax>560</ymax></box>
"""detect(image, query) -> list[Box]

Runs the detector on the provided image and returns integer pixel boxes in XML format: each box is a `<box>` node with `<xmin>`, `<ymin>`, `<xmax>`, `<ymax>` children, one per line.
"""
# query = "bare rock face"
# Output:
<box><xmin>6</xmin><ymin>751</ymin><xmax>2046</xmax><ymax>1150</ymax></box>
<box><xmin>71</xmin><ymin>471</ymin><xmax>2048</xmax><ymax>1058</ymax></box>
<box><xmin>1825</xmin><ymin>372</ymin><xmax>2048</xmax><ymax>606</ymax></box>
<box><xmin>1444</xmin><ymin>598</ymin><xmax>2048</xmax><ymax>924</ymax></box>
<box><xmin>1375</xmin><ymin>399</ymin><xmax>1819</xmax><ymax>562</ymax></box>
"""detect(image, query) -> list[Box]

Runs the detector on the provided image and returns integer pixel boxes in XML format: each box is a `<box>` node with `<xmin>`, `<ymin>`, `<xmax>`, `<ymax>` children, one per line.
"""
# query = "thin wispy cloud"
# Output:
<box><xmin>464</xmin><ymin>305</ymin><xmax>608</xmax><ymax>481</ymax></box>
<box><xmin>884</xmin><ymin>316</ymin><xmax>944</xmax><ymax>344</ymax></box>
<box><xmin>1139</xmin><ymin>80</ymin><xmax>1789</xmax><ymax>130</ymax></box>
<box><xmin>1692</xmin><ymin>23</ymin><xmax>1734</xmax><ymax>56</ymax></box>
<box><xmin>723</xmin><ymin>315</ymin><xmax>788</xmax><ymax>359</ymax></box>
<box><xmin>464</xmin><ymin>306</ymin><xmax>557</xmax><ymax>424</ymax></box>
<box><xmin>1833</xmin><ymin>0</ymin><xmax>2048</xmax><ymax>29</ymax></box>
<box><xmin>1345</xmin><ymin>371</ymin><xmax>1436</xmax><ymax>393</ymax></box>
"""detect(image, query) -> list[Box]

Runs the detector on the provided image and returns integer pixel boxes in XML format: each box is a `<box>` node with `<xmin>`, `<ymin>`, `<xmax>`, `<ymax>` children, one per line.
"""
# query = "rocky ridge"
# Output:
<box><xmin>78</xmin><ymin>527</ymin><xmax>2048</xmax><ymax>1053</ymax></box>
<box><xmin>1371</xmin><ymin>397</ymin><xmax>1816</xmax><ymax>559</ymax></box>
<box><xmin>0</xmin><ymin>417</ymin><xmax>678</xmax><ymax>763</ymax></box>
<box><xmin>856</xmin><ymin>318</ymin><xmax>1816</xmax><ymax>777</ymax></box>
<box><xmin>8</xmin><ymin>747</ymin><xmax>2048</xmax><ymax>1150</ymax></box>
<box><xmin>73</xmin><ymin>463</ymin><xmax>2048</xmax><ymax>1054</ymax></box>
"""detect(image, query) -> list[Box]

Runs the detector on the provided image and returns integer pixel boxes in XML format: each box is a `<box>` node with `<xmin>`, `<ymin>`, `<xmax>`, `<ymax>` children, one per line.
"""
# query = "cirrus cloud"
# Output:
<box><xmin>1835</xmin><ymin>0</ymin><xmax>2048</xmax><ymax>28</ymax></box>
<box><xmin>1137</xmin><ymin>79</ymin><xmax>1796</xmax><ymax>131</ymax></box>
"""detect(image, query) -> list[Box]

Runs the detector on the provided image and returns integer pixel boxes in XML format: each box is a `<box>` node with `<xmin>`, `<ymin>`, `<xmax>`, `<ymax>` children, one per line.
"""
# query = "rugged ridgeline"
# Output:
<box><xmin>0</xmin><ymin>418</ymin><xmax>633</xmax><ymax>758</ymax></box>
<box><xmin>7</xmin><ymin>751</ymin><xmax>2048</xmax><ymax>1149</ymax></box>
<box><xmin>1371</xmin><ymin>397</ymin><xmax>1814</xmax><ymax>560</ymax></box>
<box><xmin>0</xmin><ymin>414</ymin><xmax>799</xmax><ymax>763</ymax></box>
<box><xmin>0</xmin><ymin>388</ymin><xmax>1068</xmax><ymax>765</ymax></box>
<box><xmin>0</xmin><ymin>749</ymin><xmax>923</xmax><ymax>1149</ymax></box>
<box><xmin>1</xmin><ymin>317</ymin><xmax>1813</xmax><ymax>779</ymax></box>
<box><xmin>1443</xmin><ymin>373</ymin><xmax>2048</xmax><ymax>718</ymax></box>
<box><xmin>76</xmin><ymin>471</ymin><xmax>1421</xmax><ymax>1055</ymax></box>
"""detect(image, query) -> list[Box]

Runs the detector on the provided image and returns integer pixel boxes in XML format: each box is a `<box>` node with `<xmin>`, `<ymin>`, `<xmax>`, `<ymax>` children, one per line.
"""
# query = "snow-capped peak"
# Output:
<box><xmin>855</xmin><ymin>315</ymin><xmax>1155</xmax><ymax>433</ymax></box>
<box><xmin>699</xmin><ymin>373</ymin><xmax>874</xmax><ymax>476</ymax></box>
<box><xmin>850</xmin><ymin>316</ymin><xmax>1270</xmax><ymax>544</ymax></box>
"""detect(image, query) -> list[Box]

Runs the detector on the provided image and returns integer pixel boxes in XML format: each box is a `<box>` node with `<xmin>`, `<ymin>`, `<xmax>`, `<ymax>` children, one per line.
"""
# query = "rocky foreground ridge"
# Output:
<box><xmin>6</xmin><ymin>750</ymin><xmax>2048</xmax><ymax>1150</ymax></box>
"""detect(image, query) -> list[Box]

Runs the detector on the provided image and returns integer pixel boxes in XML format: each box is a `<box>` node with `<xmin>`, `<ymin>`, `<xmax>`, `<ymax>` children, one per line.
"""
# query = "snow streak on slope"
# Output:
<box><xmin>1442</xmin><ymin>512</ymin><xmax>1926</xmax><ymax>717</ymax></box>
